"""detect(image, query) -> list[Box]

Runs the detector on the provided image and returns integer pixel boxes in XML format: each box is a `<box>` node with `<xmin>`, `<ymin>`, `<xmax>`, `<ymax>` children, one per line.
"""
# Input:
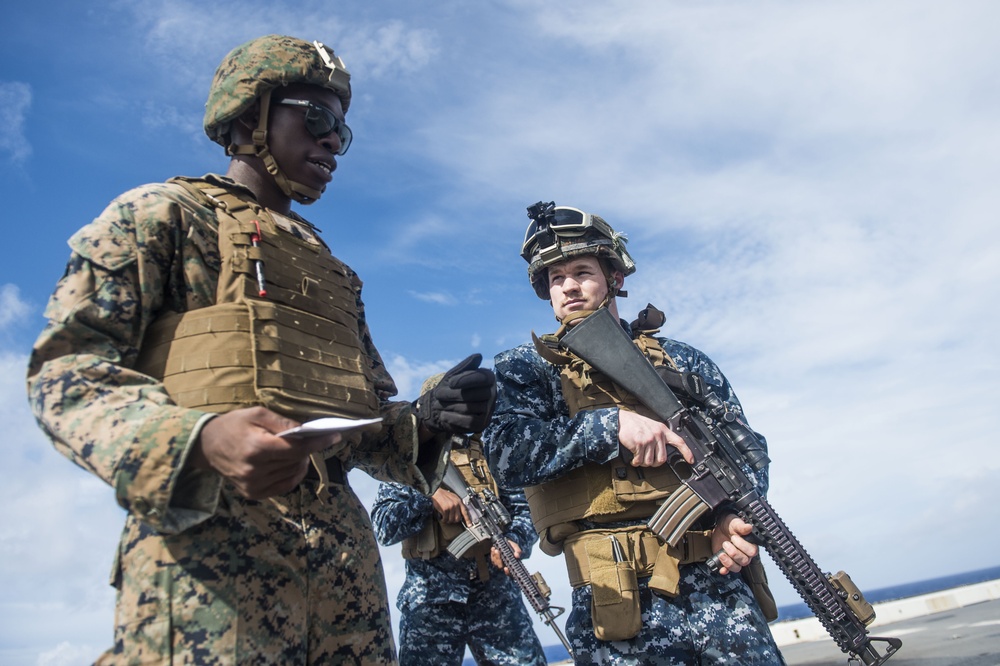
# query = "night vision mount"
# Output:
<box><xmin>526</xmin><ymin>200</ymin><xmax>556</xmax><ymax>224</ymax></box>
<box><xmin>523</xmin><ymin>200</ymin><xmax>558</xmax><ymax>262</ymax></box>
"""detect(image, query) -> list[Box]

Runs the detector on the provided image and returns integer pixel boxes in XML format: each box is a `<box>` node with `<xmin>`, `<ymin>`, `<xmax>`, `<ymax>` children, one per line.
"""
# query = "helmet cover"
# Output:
<box><xmin>204</xmin><ymin>34</ymin><xmax>351</xmax><ymax>146</ymax></box>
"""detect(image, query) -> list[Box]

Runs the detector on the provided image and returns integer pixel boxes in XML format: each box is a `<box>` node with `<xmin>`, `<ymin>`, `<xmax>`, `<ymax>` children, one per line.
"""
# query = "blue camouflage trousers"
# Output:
<box><xmin>397</xmin><ymin>572</ymin><xmax>546</xmax><ymax>666</ymax></box>
<box><xmin>566</xmin><ymin>563</ymin><xmax>786</xmax><ymax>665</ymax></box>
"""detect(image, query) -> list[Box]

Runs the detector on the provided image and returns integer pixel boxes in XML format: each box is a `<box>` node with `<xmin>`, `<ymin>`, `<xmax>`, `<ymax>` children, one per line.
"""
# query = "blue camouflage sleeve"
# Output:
<box><xmin>370</xmin><ymin>481</ymin><xmax>435</xmax><ymax>546</ymax></box>
<box><xmin>483</xmin><ymin>342</ymin><xmax>620</xmax><ymax>490</ymax></box>
<box><xmin>500</xmin><ymin>487</ymin><xmax>538</xmax><ymax>557</ymax></box>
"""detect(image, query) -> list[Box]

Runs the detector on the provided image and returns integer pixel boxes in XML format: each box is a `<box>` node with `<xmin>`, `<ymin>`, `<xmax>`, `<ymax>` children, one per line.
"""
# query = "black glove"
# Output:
<box><xmin>415</xmin><ymin>354</ymin><xmax>497</xmax><ymax>435</ymax></box>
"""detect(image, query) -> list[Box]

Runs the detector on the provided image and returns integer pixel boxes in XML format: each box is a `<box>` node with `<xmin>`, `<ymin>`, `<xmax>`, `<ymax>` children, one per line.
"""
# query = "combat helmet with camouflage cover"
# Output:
<box><xmin>521</xmin><ymin>201</ymin><xmax>636</xmax><ymax>300</ymax></box>
<box><xmin>203</xmin><ymin>34</ymin><xmax>352</xmax><ymax>204</ymax></box>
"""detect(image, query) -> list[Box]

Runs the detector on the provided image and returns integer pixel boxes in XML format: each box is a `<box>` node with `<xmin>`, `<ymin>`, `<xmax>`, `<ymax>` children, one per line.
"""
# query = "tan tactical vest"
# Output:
<box><xmin>524</xmin><ymin>310</ymin><xmax>684</xmax><ymax>554</ymax></box>
<box><xmin>135</xmin><ymin>177</ymin><xmax>379</xmax><ymax>450</ymax></box>
<box><xmin>401</xmin><ymin>436</ymin><xmax>497</xmax><ymax>578</ymax></box>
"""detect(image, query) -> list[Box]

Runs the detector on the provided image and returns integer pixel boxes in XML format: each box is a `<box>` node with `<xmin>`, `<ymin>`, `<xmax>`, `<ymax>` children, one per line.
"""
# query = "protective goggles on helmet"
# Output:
<box><xmin>276</xmin><ymin>98</ymin><xmax>353</xmax><ymax>155</ymax></box>
<box><xmin>520</xmin><ymin>205</ymin><xmax>617</xmax><ymax>262</ymax></box>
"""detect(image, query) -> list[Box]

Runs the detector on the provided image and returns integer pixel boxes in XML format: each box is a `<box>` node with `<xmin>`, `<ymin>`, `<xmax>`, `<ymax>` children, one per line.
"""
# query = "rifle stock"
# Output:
<box><xmin>560</xmin><ymin>308</ymin><xmax>901</xmax><ymax>665</ymax></box>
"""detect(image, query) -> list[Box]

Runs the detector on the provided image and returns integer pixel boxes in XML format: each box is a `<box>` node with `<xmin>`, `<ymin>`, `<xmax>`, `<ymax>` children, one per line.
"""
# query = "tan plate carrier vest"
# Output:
<box><xmin>526</xmin><ymin>309</ymin><xmax>716</xmax><ymax>640</ymax></box>
<box><xmin>135</xmin><ymin>177</ymin><xmax>380</xmax><ymax>484</ymax></box>
<box><xmin>401</xmin><ymin>436</ymin><xmax>498</xmax><ymax>581</ymax></box>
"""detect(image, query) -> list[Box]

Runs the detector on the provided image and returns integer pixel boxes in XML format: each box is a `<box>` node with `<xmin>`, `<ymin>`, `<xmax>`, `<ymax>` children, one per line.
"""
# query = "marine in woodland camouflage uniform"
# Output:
<box><xmin>371</xmin><ymin>435</ymin><xmax>546</xmax><ymax>666</ymax></box>
<box><xmin>482</xmin><ymin>203</ymin><xmax>786</xmax><ymax>665</ymax></box>
<box><xmin>26</xmin><ymin>35</ymin><xmax>495</xmax><ymax>665</ymax></box>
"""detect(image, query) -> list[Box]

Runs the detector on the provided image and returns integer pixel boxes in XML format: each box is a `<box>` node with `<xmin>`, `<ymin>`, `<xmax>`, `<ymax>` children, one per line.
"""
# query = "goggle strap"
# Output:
<box><xmin>539</xmin><ymin>242</ymin><xmax>567</xmax><ymax>265</ymax></box>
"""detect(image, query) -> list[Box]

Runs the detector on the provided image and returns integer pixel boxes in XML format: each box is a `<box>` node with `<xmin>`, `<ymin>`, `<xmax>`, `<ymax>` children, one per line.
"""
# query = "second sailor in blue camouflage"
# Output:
<box><xmin>371</xmin><ymin>431</ymin><xmax>546</xmax><ymax>666</ymax></box>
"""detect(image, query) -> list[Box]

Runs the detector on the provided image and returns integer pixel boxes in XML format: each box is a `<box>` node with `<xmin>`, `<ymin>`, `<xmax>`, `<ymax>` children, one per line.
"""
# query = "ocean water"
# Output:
<box><xmin>773</xmin><ymin>564</ymin><xmax>1000</xmax><ymax>621</ymax></box>
<box><xmin>462</xmin><ymin>565</ymin><xmax>1000</xmax><ymax>665</ymax></box>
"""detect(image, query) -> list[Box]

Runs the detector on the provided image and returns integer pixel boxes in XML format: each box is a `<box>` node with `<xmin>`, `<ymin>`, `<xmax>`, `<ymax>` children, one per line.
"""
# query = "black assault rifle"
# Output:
<box><xmin>443</xmin><ymin>460</ymin><xmax>575</xmax><ymax>659</ymax></box>
<box><xmin>560</xmin><ymin>307</ymin><xmax>901</xmax><ymax>665</ymax></box>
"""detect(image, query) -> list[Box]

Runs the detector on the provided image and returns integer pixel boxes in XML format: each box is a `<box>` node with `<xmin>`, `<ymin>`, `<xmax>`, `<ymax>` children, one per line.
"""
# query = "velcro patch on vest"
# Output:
<box><xmin>270</xmin><ymin>211</ymin><xmax>322</xmax><ymax>246</ymax></box>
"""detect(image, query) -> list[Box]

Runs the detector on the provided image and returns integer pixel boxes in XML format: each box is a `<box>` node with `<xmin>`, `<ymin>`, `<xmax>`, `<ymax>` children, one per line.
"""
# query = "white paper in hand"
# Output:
<box><xmin>277</xmin><ymin>417</ymin><xmax>383</xmax><ymax>439</ymax></box>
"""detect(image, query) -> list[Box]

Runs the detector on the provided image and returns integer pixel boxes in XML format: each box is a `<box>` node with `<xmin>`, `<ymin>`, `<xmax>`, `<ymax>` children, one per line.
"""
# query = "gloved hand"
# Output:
<box><xmin>415</xmin><ymin>354</ymin><xmax>497</xmax><ymax>435</ymax></box>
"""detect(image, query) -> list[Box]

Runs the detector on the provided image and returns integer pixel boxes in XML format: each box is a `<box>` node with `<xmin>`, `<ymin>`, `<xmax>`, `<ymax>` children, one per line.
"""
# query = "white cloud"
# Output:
<box><xmin>0</xmin><ymin>82</ymin><xmax>32</xmax><ymax>163</ymax></box>
<box><xmin>37</xmin><ymin>641</ymin><xmax>103</xmax><ymax>666</ymax></box>
<box><xmin>345</xmin><ymin>20</ymin><xmax>438</xmax><ymax>79</ymax></box>
<box><xmin>119</xmin><ymin>0</ymin><xmax>439</xmax><ymax>88</ymax></box>
<box><xmin>401</xmin><ymin>0</ymin><xmax>1000</xmax><ymax>614</ymax></box>
<box><xmin>0</xmin><ymin>349</ymin><xmax>120</xmax><ymax>664</ymax></box>
<box><xmin>0</xmin><ymin>284</ymin><xmax>31</xmax><ymax>331</ymax></box>
<box><xmin>138</xmin><ymin>101</ymin><xmax>203</xmax><ymax>138</ymax></box>
<box><xmin>408</xmin><ymin>290</ymin><xmax>457</xmax><ymax>306</ymax></box>
<box><xmin>384</xmin><ymin>354</ymin><xmax>460</xmax><ymax>401</ymax></box>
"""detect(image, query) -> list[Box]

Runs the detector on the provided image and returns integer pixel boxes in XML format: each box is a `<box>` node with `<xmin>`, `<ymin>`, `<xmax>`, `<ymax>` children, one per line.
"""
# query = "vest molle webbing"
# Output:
<box><xmin>525</xmin><ymin>309</ymin><xmax>683</xmax><ymax>552</ymax></box>
<box><xmin>135</xmin><ymin>177</ymin><xmax>379</xmax><ymax>431</ymax></box>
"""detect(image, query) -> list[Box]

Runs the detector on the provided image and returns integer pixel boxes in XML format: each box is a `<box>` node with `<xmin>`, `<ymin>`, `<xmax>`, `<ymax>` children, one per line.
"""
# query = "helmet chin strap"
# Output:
<box><xmin>605</xmin><ymin>267</ymin><xmax>628</xmax><ymax>299</ymax></box>
<box><xmin>227</xmin><ymin>89</ymin><xmax>324</xmax><ymax>205</ymax></box>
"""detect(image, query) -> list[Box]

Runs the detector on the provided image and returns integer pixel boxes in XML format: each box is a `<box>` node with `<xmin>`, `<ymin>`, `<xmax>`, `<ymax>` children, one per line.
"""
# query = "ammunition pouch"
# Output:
<box><xmin>562</xmin><ymin>527</ymin><xmax>713</xmax><ymax>641</ymax></box>
<box><xmin>525</xmin><ymin>459</ymin><xmax>682</xmax><ymax>557</ymax></box>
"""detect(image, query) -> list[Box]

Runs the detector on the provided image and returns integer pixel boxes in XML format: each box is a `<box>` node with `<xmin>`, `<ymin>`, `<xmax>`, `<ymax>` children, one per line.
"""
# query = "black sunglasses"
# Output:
<box><xmin>275</xmin><ymin>98</ymin><xmax>353</xmax><ymax>155</ymax></box>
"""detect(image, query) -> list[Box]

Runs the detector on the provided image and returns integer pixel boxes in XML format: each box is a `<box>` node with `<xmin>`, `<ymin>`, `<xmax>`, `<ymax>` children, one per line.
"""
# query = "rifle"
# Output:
<box><xmin>443</xmin><ymin>461</ymin><xmax>575</xmax><ymax>659</ymax></box>
<box><xmin>560</xmin><ymin>307</ymin><xmax>901</xmax><ymax>665</ymax></box>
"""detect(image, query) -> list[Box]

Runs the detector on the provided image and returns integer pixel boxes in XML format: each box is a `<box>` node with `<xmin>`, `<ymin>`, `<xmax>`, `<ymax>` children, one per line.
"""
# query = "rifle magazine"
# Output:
<box><xmin>446</xmin><ymin>531</ymin><xmax>480</xmax><ymax>559</ymax></box>
<box><xmin>648</xmin><ymin>484</ymin><xmax>710</xmax><ymax>547</ymax></box>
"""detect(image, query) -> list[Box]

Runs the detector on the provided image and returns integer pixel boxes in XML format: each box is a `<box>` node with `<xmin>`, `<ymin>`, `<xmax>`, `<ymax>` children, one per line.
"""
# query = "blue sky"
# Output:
<box><xmin>2</xmin><ymin>1</ymin><xmax>999</xmax><ymax>663</ymax></box>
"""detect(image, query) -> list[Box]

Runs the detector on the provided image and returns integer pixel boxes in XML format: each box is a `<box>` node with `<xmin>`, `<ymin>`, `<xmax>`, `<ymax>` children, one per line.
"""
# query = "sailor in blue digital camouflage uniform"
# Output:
<box><xmin>371</xmin><ymin>375</ymin><xmax>547</xmax><ymax>666</ymax></box>
<box><xmin>482</xmin><ymin>202</ymin><xmax>786</xmax><ymax>665</ymax></box>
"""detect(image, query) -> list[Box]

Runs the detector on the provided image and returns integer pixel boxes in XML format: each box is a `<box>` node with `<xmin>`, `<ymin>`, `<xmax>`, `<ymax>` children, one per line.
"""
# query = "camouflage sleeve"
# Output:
<box><xmin>483</xmin><ymin>343</ymin><xmax>619</xmax><ymax>490</ymax></box>
<box><xmin>26</xmin><ymin>184</ymin><xmax>221</xmax><ymax>534</ymax></box>
<box><xmin>369</xmin><ymin>481</ymin><xmax>434</xmax><ymax>547</ymax></box>
<box><xmin>500</xmin><ymin>487</ymin><xmax>538</xmax><ymax>558</ymax></box>
<box><xmin>660</xmin><ymin>336</ymin><xmax>771</xmax><ymax>496</ymax></box>
<box><xmin>347</xmin><ymin>272</ymin><xmax>449</xmax><ymax>495</ymax></box>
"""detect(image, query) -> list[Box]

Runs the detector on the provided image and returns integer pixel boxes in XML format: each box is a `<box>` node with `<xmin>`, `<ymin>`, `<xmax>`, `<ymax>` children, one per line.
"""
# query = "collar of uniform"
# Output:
<box><xmin>200</xmin><ymin>172</ymin><xmax>260</xmax><ymax>201</ymax></box>
<box><xmin>620</xmin><ymin>317</ymin><xmax>634</xmax><ymax>338</ymax></box>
